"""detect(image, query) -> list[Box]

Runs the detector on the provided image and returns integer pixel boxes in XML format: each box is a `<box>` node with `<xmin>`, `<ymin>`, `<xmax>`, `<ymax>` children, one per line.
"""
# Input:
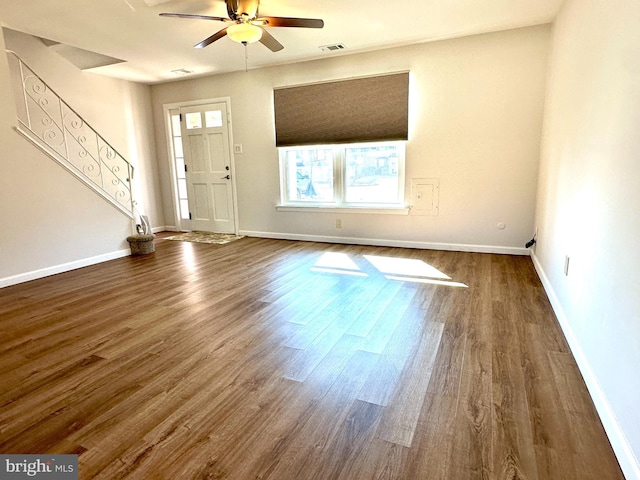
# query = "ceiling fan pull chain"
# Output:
<box><xmin>244</xmin><ymin>41</ymin><xmax>249</xmax><ymax>72</ymax></box>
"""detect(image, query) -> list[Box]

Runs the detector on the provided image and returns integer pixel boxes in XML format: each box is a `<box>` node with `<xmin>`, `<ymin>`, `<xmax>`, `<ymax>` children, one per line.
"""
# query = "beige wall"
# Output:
<box><xmin>0</xmin><ymin>29</ymin><xmax>163</xmax><ymax>286</ymax></box>
<box><xmin>534</xmin><ymin>0</ymin><xmax>640</xmax><ymax>477</ymax></box>
<box><xmin>151</xmin><ymin>25</ymin><xmax>551</xmax><ymax>253</ymax></box>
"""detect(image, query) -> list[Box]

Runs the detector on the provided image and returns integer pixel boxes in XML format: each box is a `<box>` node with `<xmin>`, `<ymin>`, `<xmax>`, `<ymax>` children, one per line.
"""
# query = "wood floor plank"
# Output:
<box><xmin>258</xmin><ymin>349</ymin><xmax>382</xmax><ymax>480</ymax></box>
<box><xmin>491</xmin><ymin>256</ymin><xmax>540</xmax><ymax>480</ymax></box>
<box><xmin>447</xmin><ymin>253</ymin><xmax>493</xmax><ymax>480</ymax></box>
<box><xmin>356</xmin><ymin>285</ymin><xmax>418</xmax><ymax>355</ymax></box>
<box><xmin>343</xmin><ymin>437</ymin><xmax>410</xmax><ymax>480</ymax></box>
<box><xmin>356</xmin><ymin>299</ymin><xmax>425</xmax><ymax>406</ymax></box>
<box><xmin>0</xmin><ymin>235</ymin><xmax>625</xmax><ymax>479</ymax></box>
<box><xmin>282</xmin><ymin>276</ymin><xmax>365</xmax><ymax>350</ymax></box>
<box><xmin>404</xmin><ymin>392</ymin><xmax>459</xmax><ymax>479</ymax></box>
<box><xmin>375</xmin><ymin>319</ymin><xmax>444</xmax><ymax>447</ymax></box>
<box><xmin>346</xmin><ymin>279</ymin><xmax>403</xmax><ymax>337</ymax></box>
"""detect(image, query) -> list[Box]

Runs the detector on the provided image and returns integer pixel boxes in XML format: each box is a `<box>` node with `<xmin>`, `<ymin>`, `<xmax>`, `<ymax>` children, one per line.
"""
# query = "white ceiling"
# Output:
<box><xmin>0</xmin><ymin>0</ymin><xmax>565</xmax><ymax>84</ymax></box>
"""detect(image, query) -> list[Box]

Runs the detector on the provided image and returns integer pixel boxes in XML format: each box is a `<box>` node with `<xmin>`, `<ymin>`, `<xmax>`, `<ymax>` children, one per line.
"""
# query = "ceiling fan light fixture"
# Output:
<box><xmin>227</xmin><ymin>23</ymin><xmax>263</xmax><ymax>44</ymax></box>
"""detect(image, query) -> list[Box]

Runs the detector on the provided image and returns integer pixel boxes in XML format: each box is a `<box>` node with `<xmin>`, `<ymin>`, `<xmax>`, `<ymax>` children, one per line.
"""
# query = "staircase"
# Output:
<box><xmin>6</xmin><ymin>50</ymin><xmax>135</xmax><ymax>219</ymax></box>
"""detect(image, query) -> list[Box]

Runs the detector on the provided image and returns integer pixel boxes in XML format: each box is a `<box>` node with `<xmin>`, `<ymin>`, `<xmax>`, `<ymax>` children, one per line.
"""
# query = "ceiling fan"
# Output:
<box><xmin>160</xmin><ymin>0</ymin><xmax>324</xmax><ymax>52</ymax></box>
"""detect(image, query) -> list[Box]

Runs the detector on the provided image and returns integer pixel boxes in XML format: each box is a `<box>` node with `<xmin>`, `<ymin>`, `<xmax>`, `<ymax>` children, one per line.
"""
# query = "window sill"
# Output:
<box><xmin>275</xmin><ymin>205</ymin><xmax>410</xmax><ymax>215</ymax></box>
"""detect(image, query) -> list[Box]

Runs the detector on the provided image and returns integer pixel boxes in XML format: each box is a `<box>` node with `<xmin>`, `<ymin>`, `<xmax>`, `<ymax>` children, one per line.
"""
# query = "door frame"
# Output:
<box><xmin>162</xmin><ymin>97</ymin><xmax>239</xmax><ymax>233</ymax></box>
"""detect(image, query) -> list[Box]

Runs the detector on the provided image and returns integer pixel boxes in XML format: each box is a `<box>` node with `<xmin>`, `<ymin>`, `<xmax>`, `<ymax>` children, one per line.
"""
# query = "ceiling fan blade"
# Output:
<box><xmin>259</xmin><ymin>16</ymin><xmax>324</xmax><ymax>28</ymax></box>
<box><xmin>159</xmin><ymin>13</ymin><xmax>229</xmax><ymax>22</ymax></box>
<box><xmin>194</xmin><ymin>28</ymin><xmax>229</xmax><ymax>48</ymax></box>
<box><xmin>259</xmin><ymin>28</ymin><xmax>284</xmax><ymax>52</ymax></box>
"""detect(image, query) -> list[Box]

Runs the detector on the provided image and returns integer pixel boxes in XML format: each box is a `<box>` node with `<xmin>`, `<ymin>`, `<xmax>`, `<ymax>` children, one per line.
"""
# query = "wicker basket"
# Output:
<box><xmin>126</xmin><ymin>234</ymin><xmax>156</xmax><ymax>255</ymax></box>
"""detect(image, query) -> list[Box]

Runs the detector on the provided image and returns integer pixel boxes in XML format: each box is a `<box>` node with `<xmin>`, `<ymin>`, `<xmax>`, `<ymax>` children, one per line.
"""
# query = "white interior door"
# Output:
<box><xmin>180</xmin><ymin>102</ymin><xmax>236</xmax><ymax>233</ymax></box>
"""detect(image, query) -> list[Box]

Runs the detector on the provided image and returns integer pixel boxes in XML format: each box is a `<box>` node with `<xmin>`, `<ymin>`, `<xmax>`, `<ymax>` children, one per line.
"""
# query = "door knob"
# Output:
<box><xmin>221</xmin><ymin>174</ymin><xmax>230</xmax><ymax>180</ymax></box>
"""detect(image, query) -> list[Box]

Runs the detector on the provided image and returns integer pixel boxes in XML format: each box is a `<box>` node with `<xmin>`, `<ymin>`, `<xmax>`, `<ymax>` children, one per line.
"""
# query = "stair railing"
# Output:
<box><xmin>5</xmin><ymin>50</ymin><xmax>135</xmax><ymax>219</ymax></box>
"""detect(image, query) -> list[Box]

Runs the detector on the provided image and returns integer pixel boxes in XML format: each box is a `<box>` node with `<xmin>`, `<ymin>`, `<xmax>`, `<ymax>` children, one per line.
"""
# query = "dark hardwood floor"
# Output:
<box><xmin>0</xmin><ymin>235</ymin><xmax>624</xmax><ymax>479</ymax></box>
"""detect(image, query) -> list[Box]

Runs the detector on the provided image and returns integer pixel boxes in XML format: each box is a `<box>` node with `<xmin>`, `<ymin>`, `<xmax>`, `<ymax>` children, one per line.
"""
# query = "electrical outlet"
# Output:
<box><xmin>336</xmin><ymin>219</ymin><xmax>342</xmax><ymax>228</ymax></box>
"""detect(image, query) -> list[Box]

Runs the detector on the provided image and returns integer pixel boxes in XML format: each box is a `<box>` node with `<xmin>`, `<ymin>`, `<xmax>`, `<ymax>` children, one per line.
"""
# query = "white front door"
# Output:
<box><xmin>180</xmin><ymin>102</ymin><xmax>236</xmax><ymax>233</ymax></box>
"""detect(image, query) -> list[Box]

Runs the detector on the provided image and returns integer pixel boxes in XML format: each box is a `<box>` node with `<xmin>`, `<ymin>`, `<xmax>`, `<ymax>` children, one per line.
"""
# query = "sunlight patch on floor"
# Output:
<box><xmin>315</xmin><ymin>252</ymin><xmax>362</xmax><ymax>271</ymax></box>
<box><xmin>364</xmin><ymin>255</ymin><xmax>451</xmax><ymax>280</ymax></box>
<box><xmin>311</xmin><ymin>251</ymin><xmax>467</xmax><ymax>287</ymax></box>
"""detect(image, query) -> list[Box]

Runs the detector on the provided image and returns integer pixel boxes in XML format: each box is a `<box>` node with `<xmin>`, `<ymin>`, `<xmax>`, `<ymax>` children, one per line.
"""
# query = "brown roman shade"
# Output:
<box><xmin>274</xmin><ymin>72</ymin><xmax>409</xmax><ymax>147</ymax></box>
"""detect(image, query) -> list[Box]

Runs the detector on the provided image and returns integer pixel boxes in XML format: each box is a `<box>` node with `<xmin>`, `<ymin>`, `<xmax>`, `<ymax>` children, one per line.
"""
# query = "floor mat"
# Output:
<box><xmin>164</xmin><ymin>231</ymin><xmax>245</xmax><ymax>245</ymax></box>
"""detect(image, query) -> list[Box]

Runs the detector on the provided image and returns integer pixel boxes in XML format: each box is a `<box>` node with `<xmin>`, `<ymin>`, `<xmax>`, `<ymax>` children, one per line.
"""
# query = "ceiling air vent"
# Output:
<box><xmin>320</xmin><ymin>43</ymin><xmax>347</xmax><ymax>53</ymax></box>
<box><xmin>171</xmin><ymin>68</ymin><xmax>194</xmax><ymax>76</ymax></box>
<box><xmin>143</xmin><ymin>0</ymin><xmax>172</xmax><ymax>6</ymax></box>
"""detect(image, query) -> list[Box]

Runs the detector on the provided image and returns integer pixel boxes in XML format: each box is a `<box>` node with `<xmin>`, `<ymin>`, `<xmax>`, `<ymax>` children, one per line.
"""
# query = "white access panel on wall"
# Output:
<box><xmin>411</xmin><ymin>178</ymin><xmax>439</xmax><ymax>215</ymax></box>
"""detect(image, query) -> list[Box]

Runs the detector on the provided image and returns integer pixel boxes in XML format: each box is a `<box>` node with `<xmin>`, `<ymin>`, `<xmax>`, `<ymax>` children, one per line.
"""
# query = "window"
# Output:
<box><xmin>279</xmin><ymin>141</ymin><xmax>405</xmax><ymax>208</ymax></box>
<box><xmin>205</xmin><ymin>110</ymin><xmax>223</xmax><ymax>128</ymax></box>
<box><xmin>282</xmin><ymin>147</ymin><xmax>335</xmax><ymax>202</ymax></box>
<box><xmin>185</xmin><ymin>112</ymin><xmax>202</xmax><ymax>130</ymax></box>
<box><xmin>171</xmin><ymin>114</ymin><xmax>190</xmax><ymax>220</ymax></box>
<box><xmin>274</xmin><ymin>73</ymin><xmax>409</xmax><ymax>210</ymax></box>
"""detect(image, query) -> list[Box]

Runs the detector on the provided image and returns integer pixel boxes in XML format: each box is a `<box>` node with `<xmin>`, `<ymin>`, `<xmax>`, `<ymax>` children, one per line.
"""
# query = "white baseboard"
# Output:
<box><xmin>239</xmin><ymin>230</ymin><xmax>529</xmax><ymax>255</ymax></box>
<box><xmin>152</xmin><ymin>225</ymin><xmax>177</xmax><ymax>233</ymax></box>
<box><xmin>530</xmin><ymin>252</ymin><xmax>640</xmax><ymax>480</ymax></box>
<box><xmin>0</xmin><ymin>249</ymin><xmax>131</xmax><ymax>289</ymax></box>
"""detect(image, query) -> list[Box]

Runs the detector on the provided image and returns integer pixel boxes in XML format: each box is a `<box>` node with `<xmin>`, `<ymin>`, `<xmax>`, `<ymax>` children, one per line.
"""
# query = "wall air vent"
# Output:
<box><xmin>319</xmin><ymin>43</ymin><xmax>347</xmax><ymax>52</ymax></box>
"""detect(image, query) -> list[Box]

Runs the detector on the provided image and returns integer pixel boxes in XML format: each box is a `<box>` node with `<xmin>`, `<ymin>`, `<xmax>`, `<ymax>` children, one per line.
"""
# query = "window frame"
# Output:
<box><xmin>278</xmin><ymin>141</ymin><xmax>407</xmax><ymax>212</ymax></box>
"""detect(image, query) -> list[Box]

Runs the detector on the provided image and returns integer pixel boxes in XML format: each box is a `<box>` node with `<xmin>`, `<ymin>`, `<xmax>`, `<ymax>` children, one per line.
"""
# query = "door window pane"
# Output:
<box><xmin>180</xmin><ymin>199</ymin><xmax>190</xmax><ymax>219</ymax></box>
<box><xmin>284</xmin><ymin>148</ymin><xmax>334</xmax><ymax>202</ymax></box>
<box><xmin>205</xmin><ymin>110</ymin><xmax>223</xmax><ymax>128</ymax></box>
<box><xmin>175</xmin><ymin>156</ymin><xmax>185</xmax><ymax>179</ymax></box>
<box><xmin>171</xmin><ymin>113</ymin><xmax>190</xmax><ymax>221</ymax></box>
<box><xmin>185</xmin><ymin>112</ymin><xmax>202</xmax><ymax>129</ymax></box>
<box><xmin>171</xmin><ymin>114</ymin><xmax>182</xmax><ymax>136</ymax></box>
<box><xmin>178</xmin><ymin>178</ymin><xmax>188</xmax><ymax>199</ymax></box>
<box><xmin>173</xmin><ymin>137</ymin><xmax>184</xmax><ymax>158</ymax></box>
<box><xmin>345</xmin><ymin>145</ymin><xmax>399</xmax><ymax>204</ymax></box>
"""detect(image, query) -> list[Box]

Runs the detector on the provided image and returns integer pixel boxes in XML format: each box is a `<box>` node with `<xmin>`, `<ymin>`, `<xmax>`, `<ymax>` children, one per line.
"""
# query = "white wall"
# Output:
<box><xmin>533</xmin><ymin>0</ymin><xmax>640</xmax><ymax>477</ymax></box>
<box><xmin>0</xmin><ymin>28</ymin><xmax>163</xmax><ymax>286</ymax></box>
<box><xmin>151</xmin><ymin>25</ymin><xmax>551</xmax><ymax>253</ymax></box>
